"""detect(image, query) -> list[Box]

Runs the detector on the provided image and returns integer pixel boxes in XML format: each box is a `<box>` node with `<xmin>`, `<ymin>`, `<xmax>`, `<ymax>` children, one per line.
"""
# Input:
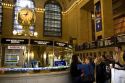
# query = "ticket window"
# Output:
<box><xmin>53</xmin><ymin>48</ymin><xmax>73</xmax><ymax>66</ymax></box>
<box><xmin>4</xmin><ymin>46</ymin><xmax>26</xmax><ymax>67</ymax></box>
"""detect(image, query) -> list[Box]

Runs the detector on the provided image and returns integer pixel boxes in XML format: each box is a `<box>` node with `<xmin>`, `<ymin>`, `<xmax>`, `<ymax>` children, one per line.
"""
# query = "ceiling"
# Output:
<box><xmin>51</xmin><ymin>0</ymin><xmax>76</xmax><ymax>10</ymax></box>
<box><xmin>112</xmin><ymin>0</ymin><xmax>125</xmax><ymax>19</ymax></box>
<box><xmin>2</xmin><ymin>0</ymin><xmax>76</xmax><ymax>11</ymax></box>
<box><xmin>3</xmin><ymin>0</ymin><xmax>125</xmax><ymax>13</ymax></box>
<box><xmin>81</xmin><ymin>0</ymin><xmax>94</xmax><ymax>13</ymax></box>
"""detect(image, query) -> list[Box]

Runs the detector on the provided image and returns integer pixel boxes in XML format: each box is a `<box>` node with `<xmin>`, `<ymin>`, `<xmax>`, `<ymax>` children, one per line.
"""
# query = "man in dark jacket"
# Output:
<box><xmin>70</xmin><ymin>54</ymin><xmax>82</xmax><ymax>83</ymax></box>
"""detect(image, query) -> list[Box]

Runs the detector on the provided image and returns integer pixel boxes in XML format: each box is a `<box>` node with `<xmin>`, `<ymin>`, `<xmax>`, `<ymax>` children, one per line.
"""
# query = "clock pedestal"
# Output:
<box><xmin>23</xmin><ymin>25</ymin><xmax>33</xmax><ymax>67</ymax></box>
<box><xmin>22</xmin><ymin>25</ymin><xmax>32</xmax><ymax>36</ymax></box>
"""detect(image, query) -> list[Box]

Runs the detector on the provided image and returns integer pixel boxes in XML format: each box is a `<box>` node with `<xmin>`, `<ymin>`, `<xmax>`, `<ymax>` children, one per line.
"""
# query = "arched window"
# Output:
<box><xmin>44</xmin><ymin>0</ymin><xmax>62</xmax><ymax>37</ymax></box>
<box><xmin>0</xmin><ymin>0</ymin><xmax>2</xmax><ymax>33</ymax></box>
<box><xmin>13</xmin><ymin>0</ymin><xmax>35</xmax><ymax>35</ymax></box>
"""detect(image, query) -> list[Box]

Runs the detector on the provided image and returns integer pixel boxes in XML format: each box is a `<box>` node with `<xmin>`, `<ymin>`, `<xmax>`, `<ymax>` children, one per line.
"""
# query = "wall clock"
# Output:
<box><xmin>17</xmin><ymin>8</ymin><xmax>35</xmax><ymax>26</ymax></box>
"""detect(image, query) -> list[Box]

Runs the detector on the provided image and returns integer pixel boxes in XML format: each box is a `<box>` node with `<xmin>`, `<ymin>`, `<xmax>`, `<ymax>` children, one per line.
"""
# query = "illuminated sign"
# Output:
<box><xmin>9</xmin><ymin>40</ymin><xmax>24</xmax><ymax>44</ymax></box>
<box><xmin>54</xmin><ymin>41</ymin><xmax>67</xmax><ymax>47</ymax></box>
<box><xmin>5</xmin><ymin>54</ymin><xmax>18</xmax><ymax>63</ymax></box>
<box><xmin>1</xmin><ymin>38</ymin><xmax>28</xmax><ymax>44</ymax></box>
<box><xmin>35</xmin><ymin>41</ymin><xmax>50</xmax><ymax>45</ymax></box>
<box><xmin>56</xmin><ymin>42</ymin><xmax>66</xmax><ymax>46</ymax></box>
<box><xmin>54</xmin><ymin>60</ymin><xmax>66</xmax><ymax>66</ymax></box>
<box><xmin>67</xmin><ymin>44</ymin><xmax>73</xmax><ymax>48</ymax></box>
<box><xmin>30</xmin><ymin>39</ymin><xmax>53</xmax><ymax>45</ymax></box>
<box><xmin>8</xmin><ymin>46</ymin><xmax>24</xmax><ymax>49</ymax></box>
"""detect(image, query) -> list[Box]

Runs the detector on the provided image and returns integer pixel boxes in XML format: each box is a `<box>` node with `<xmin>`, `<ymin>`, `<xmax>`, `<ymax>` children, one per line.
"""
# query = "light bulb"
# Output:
<box><xmin>13</xmin><ymin>30</ymin><xmax>17</xmax><ymax>35</ymax></box>
<box><xmin>34</xmin><ymin>32</ymin><xmax>38</xmax><ymax>37</ymax></box>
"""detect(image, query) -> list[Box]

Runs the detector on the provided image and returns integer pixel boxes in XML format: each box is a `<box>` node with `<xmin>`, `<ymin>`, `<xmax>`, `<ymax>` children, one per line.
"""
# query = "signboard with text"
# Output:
<box><xmin>54</xmin><ymin>60</ymin><xmax>66</xmax><ymax>66</ymax></box>
<box><xmin>8</xmin><ymin>46</ymin><xmax>24</xmax><ymax>49</ymax></box>
<box><xmin>1</xmin><ymin>38</ymin><xmax>28</xmax><ymax>44</ymax></box>
<box><xmin>54</xmin><ymin>41</ymin><xmax>67</xmax><ymax>47</ymax></box>
<box><xmin>5</xmin><ymin>54</ymin><xmax>18</xmax><ymax>63</ymax></box>
<box><xmin>30</xmin><ymin>40</ymin><xmax>53</xmax><ymax>46</ymax></box>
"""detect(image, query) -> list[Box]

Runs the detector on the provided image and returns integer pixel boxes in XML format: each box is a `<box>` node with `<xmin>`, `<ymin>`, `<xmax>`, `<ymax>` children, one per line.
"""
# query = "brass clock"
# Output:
<box><xmin>17</xmin><ymin>8</ymin><xmax>36</xmax><ymax>26</ymax></box>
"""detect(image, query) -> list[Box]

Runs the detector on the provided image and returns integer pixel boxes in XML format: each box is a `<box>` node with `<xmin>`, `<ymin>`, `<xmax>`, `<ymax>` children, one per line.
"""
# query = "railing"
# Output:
<box><xmin>75</xmin><ymin>33</ymin><xmax>125</xmax><ymax>51</ymax></box>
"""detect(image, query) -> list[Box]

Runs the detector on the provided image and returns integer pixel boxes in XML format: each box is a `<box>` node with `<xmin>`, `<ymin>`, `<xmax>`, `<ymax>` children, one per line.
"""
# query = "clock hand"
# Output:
<box><xmin>26</xmin><ymin>11</ymin><xmax>28</xmax><ymax>15</ymax></box>
<box><xmin>23</xmin><ymin>12</ymin><xmax>28</xmax><ymax>16</ymax></box>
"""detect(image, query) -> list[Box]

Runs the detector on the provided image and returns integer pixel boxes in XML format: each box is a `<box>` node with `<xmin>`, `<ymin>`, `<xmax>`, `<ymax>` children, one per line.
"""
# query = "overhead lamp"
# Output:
<box><xmin>13</xmin><ymin>30</ymin><xmax>18</xmax><ymax>35</ymax></box>
<box><xmin>34</xmin><ymin>32</ymin><xmax>38</xmax><ymax>37</ymax></box>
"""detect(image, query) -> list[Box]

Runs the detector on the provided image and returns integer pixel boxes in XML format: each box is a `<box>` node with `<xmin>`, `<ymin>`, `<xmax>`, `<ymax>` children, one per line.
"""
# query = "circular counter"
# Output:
<box><xmin>0</xmin><ymin>71</ymin><xmax>72</xmax><ymax>83</ymax></box>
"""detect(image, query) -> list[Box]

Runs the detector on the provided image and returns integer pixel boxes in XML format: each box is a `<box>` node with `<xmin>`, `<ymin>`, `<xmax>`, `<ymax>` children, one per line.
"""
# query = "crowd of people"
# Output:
<box><xmin>70</xmin><ymin>45</ymin><xmax>125</xmax><ymax>83</ymax></box>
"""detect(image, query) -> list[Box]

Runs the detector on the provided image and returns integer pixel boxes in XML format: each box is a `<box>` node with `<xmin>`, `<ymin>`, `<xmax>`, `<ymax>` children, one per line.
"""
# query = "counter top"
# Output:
<box><xmin>0</xmin><ymin>70</ymin><xmax>69</xmax><ymax>78</ymax></box>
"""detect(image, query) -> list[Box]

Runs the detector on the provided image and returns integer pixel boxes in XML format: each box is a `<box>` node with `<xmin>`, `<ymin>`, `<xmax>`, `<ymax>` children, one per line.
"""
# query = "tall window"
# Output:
<box><xmin>0</xmin><ymin>0</ymin><xmax>2</xmax><ymax>33</ymax></box>
<box><xmin>14</xmin><ymin>0</ymin><xmax>35</xmax><ymax>35</ymax></box>
<box><xmin>44</xmin><ymin>0</ymin><xmax>62</xmax><ymax>37</ymax></box>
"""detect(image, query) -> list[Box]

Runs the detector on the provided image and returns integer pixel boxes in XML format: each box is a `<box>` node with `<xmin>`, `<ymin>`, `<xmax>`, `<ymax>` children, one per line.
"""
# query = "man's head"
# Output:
<box><xmin>85</xmin><ymin>57</ymin><xmax>90</xmax><ymax>64</ymax></box>
<box><xmin>101</xmin><ymin>55</ymin><xmax>106</xmax><ymax>61</ymax></box>
<box><xmin>114</xmin><ymin>45</ymin><xmax>122</xmax><ymax>53</ymax></box>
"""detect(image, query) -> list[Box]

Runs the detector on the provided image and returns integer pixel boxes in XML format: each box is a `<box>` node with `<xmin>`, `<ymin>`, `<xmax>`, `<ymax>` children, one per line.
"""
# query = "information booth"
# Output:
<box><xmin>0</xmin><ymin>38</ymin><xmax>73</xmax><ymax>83</ymax></box>
<box><xmin>0</xmin><ymin>38</ymin><xmax>73</xmax><ymax>69</ymax></box>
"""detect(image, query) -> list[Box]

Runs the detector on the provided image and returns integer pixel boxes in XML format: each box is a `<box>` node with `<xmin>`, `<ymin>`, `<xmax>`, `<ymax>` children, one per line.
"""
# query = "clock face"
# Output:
<box><xmin>17</xmin><ymin>8</ymin><xmax>35</xmax><ymax>26</ymax></box>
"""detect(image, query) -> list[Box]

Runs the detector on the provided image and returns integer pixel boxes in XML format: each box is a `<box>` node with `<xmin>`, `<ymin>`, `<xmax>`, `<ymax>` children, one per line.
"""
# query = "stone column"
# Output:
<box><xmin>94</xmin><ymin>0</ymin><xmax>113</xmax><ymax>39</ymax></box>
